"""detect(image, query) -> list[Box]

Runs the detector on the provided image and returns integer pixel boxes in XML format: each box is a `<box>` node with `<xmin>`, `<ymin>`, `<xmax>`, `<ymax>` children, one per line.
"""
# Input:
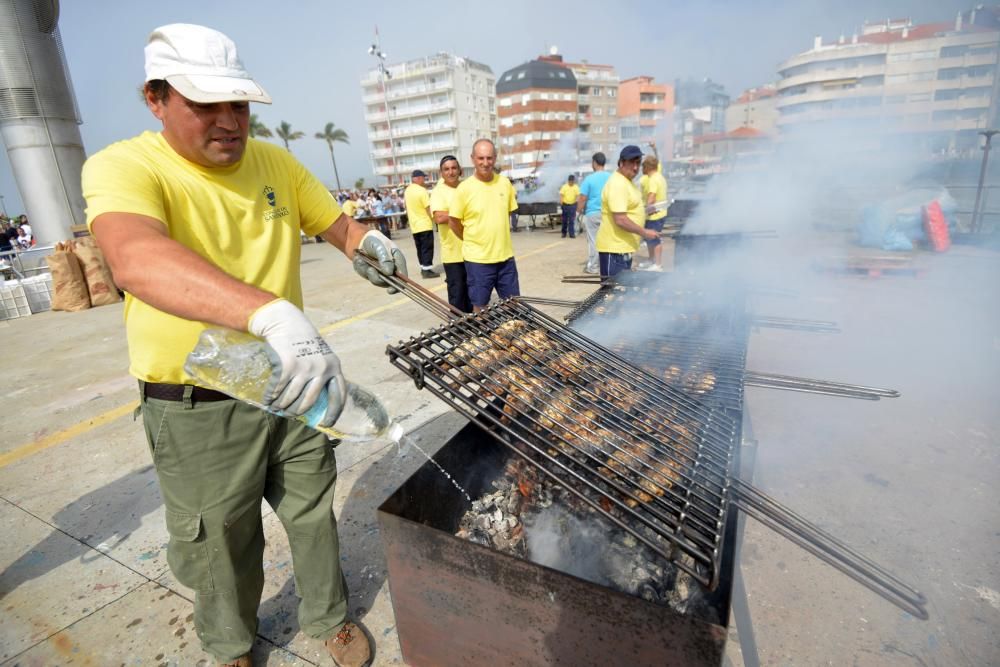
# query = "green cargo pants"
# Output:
<box><xmin>139</xmin><ymin>384</ymin><xmax>349</xmax><ymax>662</ymax></box>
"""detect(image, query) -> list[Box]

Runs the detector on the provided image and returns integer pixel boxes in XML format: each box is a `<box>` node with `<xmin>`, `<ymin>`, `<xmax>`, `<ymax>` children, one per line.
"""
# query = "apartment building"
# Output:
<box><xmin>361</xmin><ymin>53</ymin><xmax>496</xmax><ymax>184</ymax></box>
<box><xmin>539</xmin><ymin>55</ymin><xmax>621</xmax><ymax>157</ymax></box>
<box><xmin>618</xmin><ymin>76</ymin><xmax>674</xmax><ymax>154</ymax></box>
<box><xmin>496</xmin><ymin>58</ymin><xmax>577</xmax><ymax>171</ymax></box>
<box><xmin>775</xmin><ymin>7</ymin><xmax>1000</xmax><ymax>153</ymax></box>
<box><xmin>725</xmin><ymin>85</ymin><xmax>778</xmax><ymax>134</ymax></box>
<box><xmin>673</xmin><ymin>78</ymin><xmax>730</xmax><ymax>158</ymax></box>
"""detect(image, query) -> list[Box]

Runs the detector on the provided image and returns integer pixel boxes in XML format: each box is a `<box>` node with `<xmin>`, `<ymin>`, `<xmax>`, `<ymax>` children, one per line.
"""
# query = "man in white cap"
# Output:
<box><xmin>82</xmin><ymin>24</ymin><xmax>397</xmax><ymax>667</ymax></box>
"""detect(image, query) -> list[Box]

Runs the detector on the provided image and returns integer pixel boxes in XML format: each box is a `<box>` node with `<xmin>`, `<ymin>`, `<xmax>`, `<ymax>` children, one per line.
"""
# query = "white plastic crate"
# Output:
<box><xmin>20</xmin><ymin>274</ymin><xmax>53</xmax><ymax>313</ymax></box>
<box><xmin>0</xmin><ymin>282</ymin><xmax>32</xmax><ymax>320</ymax></box>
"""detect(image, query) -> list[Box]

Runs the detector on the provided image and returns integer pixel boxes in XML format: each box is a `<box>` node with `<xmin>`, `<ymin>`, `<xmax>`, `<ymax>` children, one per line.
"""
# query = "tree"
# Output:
<box><xmin>354</xmin><ymin>177</ymin><xmax>365</xmax><ymax>190</ymax></box>
<box><xmin>274</xmin><ymin>121</ymin><xmax>304</xmax><ymax>151</ymax></box>
<box><xmin>249</xmin><ymin>114</ymin><xmax>272</xmax><ymax>138</ymax></box>
<box><xmin>315</xmin><ymin>122</ymin><xmax>350</xmax><ymax>191</ymax></box>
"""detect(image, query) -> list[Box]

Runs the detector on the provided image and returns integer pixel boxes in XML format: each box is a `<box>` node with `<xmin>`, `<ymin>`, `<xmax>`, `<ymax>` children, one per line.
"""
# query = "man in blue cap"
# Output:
<box><xmin>595</xmin><ymin>145</ymin><xmax>659</xmax><ymax>278</ymax></box>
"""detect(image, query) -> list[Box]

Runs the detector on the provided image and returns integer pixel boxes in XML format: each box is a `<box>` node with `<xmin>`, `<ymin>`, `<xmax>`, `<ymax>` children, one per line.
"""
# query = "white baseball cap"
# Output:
<box><xmin>144</xmin><ymin>23</ymin><xmax>272</xmax><ymax>104</ymax></box>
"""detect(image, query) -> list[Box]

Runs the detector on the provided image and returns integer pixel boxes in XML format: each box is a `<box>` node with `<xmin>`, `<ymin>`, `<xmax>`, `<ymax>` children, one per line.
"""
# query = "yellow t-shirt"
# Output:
<box><xmin>643</xmin><ymin>171</ymin><xmax>668</xmax><ymax>221</ymax></box>
<box><xmin>429</xmin><ymin>181</ymin><xmax>462</xmax><ymax>264</ymax></box>
<box><xmin>596</xmin><ymin>171</ymin><xmax>644</xmax><ymax>254</ymax></box>
<box><xmin>449</xmin><ymin>174</ymin><xmax>518</xmax><ymax>264</ymax></box>
<box><xmin>559</xmin><ymin>183</ymin><xmax>580</xmax><ymax>205</ymax></box>
<box><xmin>342</xmin><ymin>199</ymin><xmax>357</xmax><ymax>218</ymax></box>
<box><xmin>82</xmin><ymin>131</ymin><xmax>341</xmax><ymax>384</ymax></box>
<box><xmin>404</xmin><ymin>183</ymin><xmax>433</xmax><ymax>233</ymax></box>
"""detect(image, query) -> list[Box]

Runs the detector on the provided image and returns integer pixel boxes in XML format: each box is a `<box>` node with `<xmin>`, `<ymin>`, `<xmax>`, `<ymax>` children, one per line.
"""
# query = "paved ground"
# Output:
<box><xmin>1</xmin><ymin>224</ymin><xmax>997</xmax><ymax>666</ymax></box>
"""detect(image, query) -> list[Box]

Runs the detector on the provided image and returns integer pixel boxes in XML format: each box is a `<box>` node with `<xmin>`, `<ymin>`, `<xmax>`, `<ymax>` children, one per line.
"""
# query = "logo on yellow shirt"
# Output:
<box><xmin>262</xmin><ymin>185</ymin><xmax>289</xmax><ymax>222</ymax></box>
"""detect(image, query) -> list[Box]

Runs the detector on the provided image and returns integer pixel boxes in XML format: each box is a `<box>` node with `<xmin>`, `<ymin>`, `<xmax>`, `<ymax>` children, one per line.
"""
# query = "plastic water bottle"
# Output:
<box><xmin>184</xmin><ymin>329</ymin><xmax>392</xmax><ymax>442</ymax></box>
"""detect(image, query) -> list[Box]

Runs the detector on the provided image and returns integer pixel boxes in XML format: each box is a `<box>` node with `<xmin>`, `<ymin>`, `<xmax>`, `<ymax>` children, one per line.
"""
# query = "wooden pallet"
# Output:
<box><xmin>812</xmin><ymin>255</ymin><xmax>927</xmax><ymax>278</ymax></box>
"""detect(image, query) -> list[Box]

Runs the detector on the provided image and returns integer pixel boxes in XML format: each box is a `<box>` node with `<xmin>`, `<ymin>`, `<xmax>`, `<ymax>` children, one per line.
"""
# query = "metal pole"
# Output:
<box><xmin>0</xmin><ymin>195</ymin><xmax>6</xmax><ymax>216</ymax></box>
<box><xmin>370</xmin><ymin>28</ymin><xmax>398</xmax><ymax>187</ymax></box>
<box><xmin>970</xmin><ymin>129</ymin><xmax>997</xmax><ymax>234</ymax></box>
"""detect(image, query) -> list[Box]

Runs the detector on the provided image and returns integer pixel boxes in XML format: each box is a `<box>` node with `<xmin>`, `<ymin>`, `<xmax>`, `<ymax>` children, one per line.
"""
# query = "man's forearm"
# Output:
<box><xmin>448</xmin><ymin>217</ymin><xmax>464</xmax><ymax>240</ymax></box>
<box><xmin>577</xmin><ymin>195</ymin><xmax>588</xmax><ymax>217</ymax></box>
<box><xmin>613</xmin><ymin>213</ymin><xmax>646</xmax><ymax>236</ymax></box>
<box><xmin>93</xmin><ymin>216</ymin><xmax>274</xmax><ymax>331</ymax></box>
<box><xmin>320</xmin><ymin>213</ymin><xmax>368</xmax><ymax>257</ymax></box>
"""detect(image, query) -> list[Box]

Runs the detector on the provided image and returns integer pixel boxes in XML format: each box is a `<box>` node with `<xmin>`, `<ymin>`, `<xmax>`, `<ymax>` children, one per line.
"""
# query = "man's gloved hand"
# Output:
<box><xmin>353</xmin><ymin>230</ymin><xmax>408</xmax><ymax>294</ymax></box>
<box><xmin>248</xmin><ymin>299</ymin><xmax>347</xmax><ymax>426</ymax></box>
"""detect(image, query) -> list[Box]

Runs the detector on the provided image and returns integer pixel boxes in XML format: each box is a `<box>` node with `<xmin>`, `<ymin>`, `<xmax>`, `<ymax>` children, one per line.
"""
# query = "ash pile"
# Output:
<box><xmin>457</xmin><ymin>458</ymin><xmax>719</xmax><ymax>624</ymax></box>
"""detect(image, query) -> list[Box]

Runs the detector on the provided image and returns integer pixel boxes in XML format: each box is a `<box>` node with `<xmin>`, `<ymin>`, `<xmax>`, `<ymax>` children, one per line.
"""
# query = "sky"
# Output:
<box><xmin>0</xmin><ymin>0</ymin><xmax>972</xmax><ymax>214</ymax></box>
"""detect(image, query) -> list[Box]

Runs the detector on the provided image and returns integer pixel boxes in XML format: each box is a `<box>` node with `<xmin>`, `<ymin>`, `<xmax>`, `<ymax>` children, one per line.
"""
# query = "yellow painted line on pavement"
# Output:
<box><xmin>0</xmin><ymin>400</ymin><xmax>140</xmax><ymax>470</ymax></box>
<box><xmin>2</xmin><ymin>240</ymin><xmax>564</xmax><ymax>469</ymax></box>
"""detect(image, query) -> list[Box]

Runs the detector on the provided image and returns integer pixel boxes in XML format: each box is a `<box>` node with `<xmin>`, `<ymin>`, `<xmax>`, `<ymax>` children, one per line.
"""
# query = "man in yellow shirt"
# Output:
<box><xmin>430</xmin><ymin>155</ymin><xmax>472</xmax><ymax>312</ymax></box>
<box><xmin>341</xmin><ymin>193</ymin><xmax>358</xmax><ymax>218</ymax></box>
<box><xmin>404</xmin><ymin>169</ymin><xmax>438</xmax><ymax>279</ymax></box>
<box><xmin>558</xmin><ymin>174</ymin><xmax>580</xmax><ymax>238</ymax></box>
<box><xmin>640</xmin><ymin>155</ymin><xmax>669</xmax><ymax>271</ymax></box>
<box><xmin>449</xmin><ymin>139</ymin><xmax>519</xmax><ymax>311</ymax></box>
<box><xmin>82</xmin><ymin>24</ymin><xmax>401</xmax><ymax>667</ymax></box>
<box><xmin>595</xmin><ymin>145</ymin><xmax>659</xmax><ymax>278</ymax></box>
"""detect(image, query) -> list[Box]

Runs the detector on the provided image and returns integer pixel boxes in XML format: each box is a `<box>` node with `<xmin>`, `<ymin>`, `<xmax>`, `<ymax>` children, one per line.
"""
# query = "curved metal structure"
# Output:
<box><xmin>0</xmin><ymin>0</ymin><xmax>86</xmax><ymax>244</ymax></box>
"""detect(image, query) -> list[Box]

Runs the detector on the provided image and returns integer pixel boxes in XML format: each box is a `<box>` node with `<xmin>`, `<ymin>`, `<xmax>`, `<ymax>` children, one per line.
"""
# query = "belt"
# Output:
<box><xmin>143</xmin><ymin>382</ymin><xmax>232</xmax><ymax>402</ymax></box>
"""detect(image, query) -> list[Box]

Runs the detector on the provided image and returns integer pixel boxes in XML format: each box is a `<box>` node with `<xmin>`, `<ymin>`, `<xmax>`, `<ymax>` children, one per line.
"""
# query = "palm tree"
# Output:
<box><xmin>274</xmin><ymin>121</ymin><xmax>304</xmax><ymax>151</ymax></box>
<box><xmin>315</xmin><ymin>122</ymin><xmax>350</xmax><ymax>191</ymax></box>
<box><xmin>249</xmin><ymin>114</ymin><xmax>272</xmax><ymax>138</ymax></box>
<box><xmin>354</xmin><ymin>177</ymin><xmax>365</xmax><ymax>190</ymax></box>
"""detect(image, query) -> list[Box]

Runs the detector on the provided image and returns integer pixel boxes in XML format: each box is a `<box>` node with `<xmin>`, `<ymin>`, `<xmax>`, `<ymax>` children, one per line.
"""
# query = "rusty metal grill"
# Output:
<box><xmin>386</xmin><ymin>298</ymin><xmax>927</xmax><ymax>617</ymax></box>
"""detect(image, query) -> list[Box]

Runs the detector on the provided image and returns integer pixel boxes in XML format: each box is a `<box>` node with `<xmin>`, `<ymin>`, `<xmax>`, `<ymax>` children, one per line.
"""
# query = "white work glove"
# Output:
<box><xmin>353</xmin><ymin>230</ymin><xmax>408</xmax><ymax>293</ymax></box>
<box><xmin>248</xmin><ymin>299</ymin><xmax>347</xmax><ymax>426</ymax></box>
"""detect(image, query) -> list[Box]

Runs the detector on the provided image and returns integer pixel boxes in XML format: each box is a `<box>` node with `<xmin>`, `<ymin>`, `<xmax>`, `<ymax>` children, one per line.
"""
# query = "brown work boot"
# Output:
<box><xmin>324</xmin><ymin>622</ymin><xmax>371</xmax><ymax>667</ymax></box>
<box><xmin>217</xmin><ymin>655</ymin><xmax>251</xmax><ymax>667</ymax></box>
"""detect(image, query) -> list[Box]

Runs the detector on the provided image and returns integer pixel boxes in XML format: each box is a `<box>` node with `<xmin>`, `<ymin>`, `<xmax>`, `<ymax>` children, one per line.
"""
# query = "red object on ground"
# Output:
<box><xmin>924</xmin><ymin>201</ymin><xmax>950</xmax><ymax>252</ymax></box>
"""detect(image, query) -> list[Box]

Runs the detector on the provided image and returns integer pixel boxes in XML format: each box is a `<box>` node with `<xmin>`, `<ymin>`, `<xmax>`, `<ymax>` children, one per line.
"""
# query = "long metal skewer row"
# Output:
<box><xmin>383</xmin><ymin>295</ymin><xmax>928</xmax><ymax>619</ymax></box>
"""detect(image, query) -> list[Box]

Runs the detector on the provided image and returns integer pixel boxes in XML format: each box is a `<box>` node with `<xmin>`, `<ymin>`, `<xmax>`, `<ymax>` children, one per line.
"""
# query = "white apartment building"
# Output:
<box><xmin>775</xmin><ymin>10</ymin><xmax>1000</xmax><ymax>154</ymax></box>
<box><xmin>361</xmin><ymin>53</ymin><xmax>497</xmax><ymax>184</ymax></box>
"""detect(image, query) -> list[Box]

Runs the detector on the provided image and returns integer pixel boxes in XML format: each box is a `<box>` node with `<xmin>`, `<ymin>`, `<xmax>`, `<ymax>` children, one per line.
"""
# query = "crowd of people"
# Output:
<box><xmin>380</xmin><ymin>144</ymin><xmax>668</xmax><ymax>316</ymax></box>
<box><xmin>0</xmin><ymin>214</ymin><xmax>35</xmax><ymax>252</ymax></box>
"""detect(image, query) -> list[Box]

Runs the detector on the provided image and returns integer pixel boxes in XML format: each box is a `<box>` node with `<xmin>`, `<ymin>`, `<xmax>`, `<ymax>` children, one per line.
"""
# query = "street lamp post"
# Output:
<box><xmin>970</xmin><ymin>129</ymin><xmax>998</xmax><ymax>234</ymax></box>
<box><xmin>369</xmin><ymin>29</ymin><xmax>398</xmax><ymax>187</ymax></box>
<box><xmin>0</xmin><ymin>195</ymin><xmax>6</xmax><ymax>217</ymax></box>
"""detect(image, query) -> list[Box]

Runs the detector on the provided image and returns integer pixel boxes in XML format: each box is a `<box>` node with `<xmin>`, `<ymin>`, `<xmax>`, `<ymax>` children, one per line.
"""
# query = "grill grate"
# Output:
<box><xmin>388</xmin><ymin>299</ymin><xmax>740</xmax><ymax>588</ymax></box>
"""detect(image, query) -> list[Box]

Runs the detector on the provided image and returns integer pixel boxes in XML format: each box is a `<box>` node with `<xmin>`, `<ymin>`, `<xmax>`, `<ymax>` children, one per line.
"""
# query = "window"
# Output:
<box><xmin>966</xmin><ymin>65</ymin><xmax>993</xmax><ymax>78</ymax></box>
<box><xmin>938</xmin><ymin>67</ymin><xmax>964</xmax><ymax>80</ymax></box>
<box><xmin>516</xmin><ymin>71</ymin><xmax>526</xmax><ymax>79</ymax></box>
<box><xmin>932</xmin><ymin>109</ymin><xmax>958</xmax><ymax>121</ymax></box>
<box><xmin>521</xmin><ymin>93</ymin><xmax>530</xmax><ymax>106</ymax></box>
<box><xmin>503</xmin><ymin>74</ymin><xmax>513</xmax><ymax>82</ymax></box>
<box><xmin>609</xmin><ymin>107</ymin><xmax>617</xmax><ymax>116</ymax></box>
<box><xmin>908</xmin><ymin>92</ymin><xmax>931</xmax><ymax>102</ymax></box>
<box><xmin>608</xmin><ymin>126</ymin><xmax>617</xmax><ymax>134</ymax></box>
<box><xmin>558</xmin><ymin>71</ymin><xmax>567</xmax><ymax>78</ymax></box>
<box><xmin>968</xmin><ymin>44</ymin><xmax>998</xmax><ymax>57</ymax></box>
<box><xmin>940</xmin><ymin>45</ymin><xmax>968</xmax><ymax>58</ymax></box>
<box><xmin>594</xmin><ymin>107</ymin><xmax>602</xmax><ymax>116</ymax></box>
<box><xmin>593</xmin><ymin>126</ymin><xmax>603</xmax><ymax>134</ymax></box>
<box><xmin>542</xmin><ymin>132</ymin><xmax>551</xmax><ymax>140</ymax></box>
<box><xmin>592</xmin><ymin>87</ymin><xmax>601</xmax><ymax>96</ymax></box>
<box><xmin>934</xmin><ymin>89</ymin><xmax>960</xmax><ymax>101</ymax></box>
<box><xmin>607</xmin><ymin>89</ymin><xmax>616</xmax><ymax>98</ymax></box>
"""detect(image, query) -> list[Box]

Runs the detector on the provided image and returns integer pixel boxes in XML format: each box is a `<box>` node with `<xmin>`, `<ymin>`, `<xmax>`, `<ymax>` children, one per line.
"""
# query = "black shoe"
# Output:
<box><xmin>421</xmin><ymin>269</ymin><xmax>440</xmax><ymax>279</ymax></box>
<box><xmin>561</xmin><ymin>234</ymin><xmax>567</xmax><ymax>238</ymax></box>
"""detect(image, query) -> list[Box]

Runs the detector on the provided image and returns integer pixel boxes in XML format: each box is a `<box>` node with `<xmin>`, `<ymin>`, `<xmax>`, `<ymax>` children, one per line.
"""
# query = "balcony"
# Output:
<box><xmin>385</xmin><ymin>100</ymin><xmax>455</xmax><ymax>120</ymax></box>
<box><xmin>391</xmin><ymin>120</ymin><xmax>457</xmax><ymax>138</ymax></box>
<box><xmin>372</xmin><ymin>139</ymin><xmax>459</xmax><ymax>159</ymax></box>
<box><xmin>386</xmin><ymin>80</ymin><xmax>452</xmax><ymax>100</ymax></box>
<box><xmin>777</xmin><ymin>63</ymin><xmax>886</xmax><ymax>91</ymax></box>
